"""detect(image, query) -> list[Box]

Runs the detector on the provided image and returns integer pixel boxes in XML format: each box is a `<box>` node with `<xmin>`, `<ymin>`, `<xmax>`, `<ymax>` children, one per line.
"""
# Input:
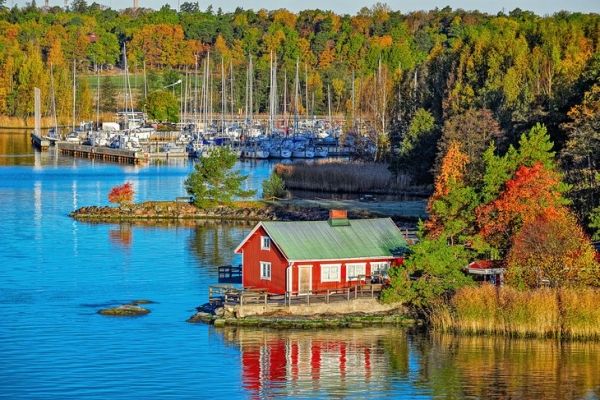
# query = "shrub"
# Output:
<box><xmin>262</xmin><ymin>172</ymin><xmax>287</xmax><ymax>199</ymax></box>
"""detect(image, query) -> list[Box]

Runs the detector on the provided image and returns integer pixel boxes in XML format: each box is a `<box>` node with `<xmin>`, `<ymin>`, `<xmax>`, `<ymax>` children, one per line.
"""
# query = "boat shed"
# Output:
<box><xmin>234</xmin><ymin>210</ymin><xmax>408</xmax><ymax>295</ymax></box>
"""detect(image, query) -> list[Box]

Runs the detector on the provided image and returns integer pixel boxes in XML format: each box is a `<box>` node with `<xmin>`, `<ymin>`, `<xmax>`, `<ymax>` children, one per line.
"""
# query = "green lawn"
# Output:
<box><xmin>82</xmin><ymin>73</ymin><xmax>146</xmax><ymax>90</ymax></box>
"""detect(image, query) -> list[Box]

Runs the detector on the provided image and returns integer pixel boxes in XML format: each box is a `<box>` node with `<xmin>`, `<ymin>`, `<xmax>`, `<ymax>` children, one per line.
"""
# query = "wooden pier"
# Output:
<box><xmin>58</xmin><ymin>142</ymin><xmax>147</xmax><ymax>164</ymax></box>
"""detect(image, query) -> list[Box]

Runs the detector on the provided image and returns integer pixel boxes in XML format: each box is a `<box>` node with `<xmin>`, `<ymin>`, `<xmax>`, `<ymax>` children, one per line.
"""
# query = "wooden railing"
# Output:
<box><xmin>208</xmin><ymin>282</ymin><xmax>383</xmax><ymax>308</ymax></box>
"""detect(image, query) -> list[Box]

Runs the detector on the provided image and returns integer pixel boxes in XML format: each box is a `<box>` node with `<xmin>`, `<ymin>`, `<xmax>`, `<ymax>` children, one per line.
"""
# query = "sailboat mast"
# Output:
<box><xmin>249</xmin><ymin>55</ymin><xmax>253</xmax><ymax>126</ymax></box>
<box><xmin>294</xmin><ymin>58</ymin><xmax>299</xmax><ymax>134</ymax></box>
<box><xmin>230</xmin><ymin>60</ymin><xmax>234</xmax><ymax>125</ymax></box>
<box><xmin>143</xmin><ymin>61</ymin><xmax>147</xmax><ymax>104</ymax></box>
<box><xmin>183</xmin><ymin>67</ymin><xmax>188</xmax><ymax>124</ymax></box>
<box><xmin>96</xmin><ymin>63</ymin><xmax>100</xmax><ymax>130</ymax></box>
<box><xmin>304</xmin><ymin>63</ymin><xmax>308</xmax><ymax>123</ymax></box>
<box><xmin>221</xmin><ymin>57</ymin><xmax>225</xmax><ymax>133</ymax></box>
<box><xmin>268</xmin><ymin>51</ymin><xmax>273</xmax><ymax>135</ymax></box>
<box><xmin>194</xmin><ymin>54</ymin><xmax>199</xmax><ymax>137</ymax></box>
<box><xmin>283</xmin><ymin>69</ymin><xmax>287</xmax><ymax>133</ymax></box>
<box><xmin>351</xmin><ymin>70</ymin><xmax>355</xmax><ymax>130</ymax></box>
<box><xmin>328</xmin><ymin>84</ymin><xmax>332</xmax><ymax>128</ymax></box>
<box><xmin>49</xmin><ymin>63</ymin><xmax>58</xmax><ymax>135</ymax></box>
<box><xmin>72</xmin><ymin>59</ymin><xmax>76</xmax><ymax>132</ymax></box>
<box><xmin>208</xmin><ymin>52</ymin><xmax>212</xmax><ymax>129</ymax></box>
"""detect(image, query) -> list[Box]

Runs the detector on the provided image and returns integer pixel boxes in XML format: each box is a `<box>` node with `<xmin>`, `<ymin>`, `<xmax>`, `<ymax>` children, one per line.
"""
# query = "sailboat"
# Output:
<box><xmin>65</xmin><ymin>60</ymin><xmax>81</xmax><ymax>143</ymax></box>
<box><xmin>44</xmin><ymin>64</ymin><xmax>60</xmax><ymax>143</ymax></box>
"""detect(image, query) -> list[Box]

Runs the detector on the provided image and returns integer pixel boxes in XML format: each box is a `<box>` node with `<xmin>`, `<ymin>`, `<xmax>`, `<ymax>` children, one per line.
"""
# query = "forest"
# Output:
<box><xmin>0</xmin><ymin>1</ymin><xmax>598</xmax><ymax>229</ymax></box>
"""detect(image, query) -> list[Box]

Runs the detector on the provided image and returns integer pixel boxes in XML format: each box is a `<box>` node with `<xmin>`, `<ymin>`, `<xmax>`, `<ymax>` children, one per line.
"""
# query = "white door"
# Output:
<box><xmin>298</xmin><ymin>265</ymin><xmax>312</xmax><ymax>295</ymax></box>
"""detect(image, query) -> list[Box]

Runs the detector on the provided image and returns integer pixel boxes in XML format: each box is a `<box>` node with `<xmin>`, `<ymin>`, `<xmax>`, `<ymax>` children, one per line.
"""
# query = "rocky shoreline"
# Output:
<box><xmin>187</xmin><ymin>310</ymin><xmax>415</xmax><ymax>329</ymax></box>
<box><xmin>186</xmin><ymin>300</ymin><xmax>416</xmax><ymax>329</ymax></box>
<box><xmin>69</xmin><ymin>201</ymin><xmax>385</xmax><ymax>223</ymax></box>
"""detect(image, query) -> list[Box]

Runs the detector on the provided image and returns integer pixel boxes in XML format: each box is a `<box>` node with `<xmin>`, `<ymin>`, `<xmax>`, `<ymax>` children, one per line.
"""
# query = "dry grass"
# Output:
<box><xmin>274</xmin><ymin>161</ymin><xmax>418</xmax><ymax>194</ymax></box>
<box><xmin>431</xmin><ymin>285</ymin><xmax>600</xmax><ymax>340</ymax></box>
<box><xmin>0</xmin><ymin>112</ymin><xmax>116</xmax><ymax>129</ymax></box>
<box><xmin>561</xmin><ymin>288</ymin><xmax>600</xmax><ymax>340</ymax></box>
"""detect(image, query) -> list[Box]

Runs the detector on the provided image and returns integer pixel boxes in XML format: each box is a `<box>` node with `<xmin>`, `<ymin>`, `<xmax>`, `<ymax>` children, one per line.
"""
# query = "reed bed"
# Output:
<box><xmin>431</xmin><ymin>285</ymin><xmax>600</xmax><ymax>340</ymax></box>
<box><xmin>274</xmin><ymin>161</ymin><xmax>417</xmax><ymax>194</ymax></box>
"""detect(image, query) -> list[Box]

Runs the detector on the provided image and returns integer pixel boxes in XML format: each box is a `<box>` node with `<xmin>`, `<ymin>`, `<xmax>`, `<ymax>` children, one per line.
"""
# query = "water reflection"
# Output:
<box><xmin>222</xmin><ymin>327</ymin><xmax>408</xmax><ymax>399</ymax></box>
<box><xmin>218</xmin><ymin>328</ymin><xmax>600</xmax><ymax>399</ymax></box>
<box><xmin>109</xmin><ymin>223</ymin><xmax>132</xmax><ymax>247</ymax></box>
<box><xmin>417</xmin><ymin>334</ymin><xmax>600</xmax><ymax>399</ymax></box>
<box><xmin>188</xmin><ymin>221</ymin><xmax>251</xmax><ymax>269</ymax></box>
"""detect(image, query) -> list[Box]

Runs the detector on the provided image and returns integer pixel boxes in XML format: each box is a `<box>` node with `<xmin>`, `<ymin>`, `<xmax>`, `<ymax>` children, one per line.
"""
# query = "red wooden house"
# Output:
<box><xmin>234</xmin><ymin>210</ymin><xmax>408</xmax><ymax>295</ymax></box>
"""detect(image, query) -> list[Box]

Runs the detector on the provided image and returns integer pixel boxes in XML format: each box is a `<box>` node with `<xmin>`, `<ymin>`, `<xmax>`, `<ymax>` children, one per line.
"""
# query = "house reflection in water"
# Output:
<box><xmin>224</xmin><ymin>328</ymin><xmax>407</xmax><ymax>398</ymax></box>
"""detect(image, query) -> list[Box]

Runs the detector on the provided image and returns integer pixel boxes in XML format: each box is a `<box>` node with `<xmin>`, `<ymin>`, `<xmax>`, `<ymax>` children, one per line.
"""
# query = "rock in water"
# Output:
<box><xmin>98</xmin><ymin>304</ymin><xmax>151</xmax><ymax>317</ymax></box>
<box><xmin>130</xmin><ymin>299</ymin><xmax>155</xmax><ymax>305</ymax></box>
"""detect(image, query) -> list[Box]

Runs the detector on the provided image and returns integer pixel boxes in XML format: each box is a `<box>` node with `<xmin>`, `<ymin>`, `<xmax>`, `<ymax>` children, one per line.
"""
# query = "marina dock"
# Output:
<box><xmin>58</xmin><ymin>142</ymin><xmax>147</xmax><ymax>164</ymax></box>
<box><xmin>30</xmin><ymin>132</ymin><xmax>50</xmax><ymax>150</ymax></box>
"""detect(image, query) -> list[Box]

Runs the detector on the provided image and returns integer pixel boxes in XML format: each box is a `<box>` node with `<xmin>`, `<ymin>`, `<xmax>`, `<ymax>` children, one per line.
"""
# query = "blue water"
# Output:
<box><xmin>1</xmin><ymin>132</ymin><xmax>599</xmax><ymax>399</ymax></box>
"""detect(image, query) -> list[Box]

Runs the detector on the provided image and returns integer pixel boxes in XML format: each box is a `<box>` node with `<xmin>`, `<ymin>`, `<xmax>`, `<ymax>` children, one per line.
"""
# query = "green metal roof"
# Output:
<box><xmin>261</xmin><ymin>218</ymin><xmax>408</xmax><ymax>261</ymax></box>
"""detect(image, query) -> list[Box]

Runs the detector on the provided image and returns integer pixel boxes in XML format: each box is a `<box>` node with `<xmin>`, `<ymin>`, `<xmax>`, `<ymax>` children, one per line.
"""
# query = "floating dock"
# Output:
<box><xmin>58</xmin><ymin>142</ymin><xmax>147</xmax><ymax>165</ymax></box>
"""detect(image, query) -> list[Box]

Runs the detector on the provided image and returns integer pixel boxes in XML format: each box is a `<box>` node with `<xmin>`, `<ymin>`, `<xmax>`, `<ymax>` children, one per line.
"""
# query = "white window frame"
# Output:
<box><xmin>371</xmin><ymin>261</ymin><xmax>390</xmax><ymax>276</ymax></box>
<box><xmin>346</xmin><ymin>263</ymin><xmax>367</xmax><ymax>281</ymax></box>
<box><xmin>321</xmin><ymin>264</ymin><xmax>341</xmax><ymax>282</ymax></box>
<box><xmin>261</xmin><ymin>236</ymin><xmax>271</xmax><ymax>250</ymax></box>
<box><xmin>260</xmin><ymin>261</ymin><xmax>271</xmax><ymax>280</ymax></box>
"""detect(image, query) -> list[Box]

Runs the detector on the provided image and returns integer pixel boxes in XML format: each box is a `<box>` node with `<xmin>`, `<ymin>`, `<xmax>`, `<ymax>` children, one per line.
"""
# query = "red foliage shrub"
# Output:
<box><xmin>108</xmin><ymin>182</ymin><xmax>134</xmax><ymax>206</ymax></box>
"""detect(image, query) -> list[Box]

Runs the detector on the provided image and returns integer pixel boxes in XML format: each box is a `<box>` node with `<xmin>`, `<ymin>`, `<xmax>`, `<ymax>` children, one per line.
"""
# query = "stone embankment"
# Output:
<box><xmin>187</xmin><ymin>300</ymin><xmax>416</xmax><ymax>329</ymax></box>
<box><xmin>70</xmin><ymin>201</ymin><xmax>381</xmax><ymax>223</ymax></box>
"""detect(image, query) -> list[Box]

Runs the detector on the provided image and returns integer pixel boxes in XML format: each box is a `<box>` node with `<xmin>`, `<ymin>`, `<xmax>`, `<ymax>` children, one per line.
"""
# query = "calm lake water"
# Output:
<box><xmin>1</xmin><ymin>130</ymin><xmax>599</xmax><ymax>399</ymax></box>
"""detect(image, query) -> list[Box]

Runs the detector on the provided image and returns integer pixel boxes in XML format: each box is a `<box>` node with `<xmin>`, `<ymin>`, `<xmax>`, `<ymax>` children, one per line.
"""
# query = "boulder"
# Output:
<box><xmin>186</xmin><ymin>312</ymin><xmax>214</xmax><ymax>323</ymax></box>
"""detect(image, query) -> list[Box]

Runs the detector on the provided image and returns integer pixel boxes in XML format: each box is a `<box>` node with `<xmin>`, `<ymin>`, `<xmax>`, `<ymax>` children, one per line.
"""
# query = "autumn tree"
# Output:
<box><xmin>506</xmin><ymin>211</ymin><xmax>600</xmax><ymax>288</ymax></box>
<box><xmin>561</xmin><ymin>83</ymin><xmax>600</xmax><ymax>220</ymax></box>
<box><xmin>77</xmin><ymin>77</ymin><xmax>93</xmax><ymax>121</ymax></box>
<box><xmin>436</xmin><ymin>108</ymin><xmax>503</xmax><ymax>185</ymax></box>
<box><xmin>108</xmin><ymin>183</ymin><xmax>134</xmax><ymax>206</ymax></box>
<box><xmin>480</xmin><ymin>123</ymin><xmax>557</xmax><ymax>203</ymax></box>
<box><xmin>477</xmin><ymin>162</ymin><xmax>567</xmax><ymax>252</ymax></box>
<box><xmin>425</xmin><ymin>141</ymin><xmax>479</xmax><ymax>244</ymax></box>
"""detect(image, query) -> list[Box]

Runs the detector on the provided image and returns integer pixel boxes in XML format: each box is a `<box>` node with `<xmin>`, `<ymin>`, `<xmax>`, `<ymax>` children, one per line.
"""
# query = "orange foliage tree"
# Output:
<box><xmin>476</xmin><ymin>162</ymin><xmax>566</xmax><ymax>250</ymax></box>
<box><xmin>425</xmin><ymin>141</ymin><xmax>475</xmax><ymax>241</ymax></box>
<box><xmin>108</xmin><ymin>182</ymin><xmax>134</xmax><ymax>206</ymax></box>
<box><xmin>506</xmin><ymin>211</ymin><xmax>599</xmax><ymax>288</ymax></box>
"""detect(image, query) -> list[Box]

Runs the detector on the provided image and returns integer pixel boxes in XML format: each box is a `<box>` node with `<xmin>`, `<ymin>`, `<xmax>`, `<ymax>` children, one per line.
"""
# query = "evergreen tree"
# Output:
<box><xmin>184</xmin><ymin>147</ymin><xmax>255</xmax><ymax>209</ymax></box>
<box><xmin>100</xmin><ymin>78</ymin><xmax>117</xmax><ymax>113</ymax></box>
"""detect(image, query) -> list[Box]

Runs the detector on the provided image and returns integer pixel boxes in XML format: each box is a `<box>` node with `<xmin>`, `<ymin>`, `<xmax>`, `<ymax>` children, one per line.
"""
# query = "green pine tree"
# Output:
<box><xmin>184</xmin><ymin>147</ymin><xmax>256</xmax><ymax>209</ymax></box>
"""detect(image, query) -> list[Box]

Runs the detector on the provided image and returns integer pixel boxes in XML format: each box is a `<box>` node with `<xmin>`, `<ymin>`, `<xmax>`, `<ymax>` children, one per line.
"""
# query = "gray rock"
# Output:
<box><xmin>98</xmin><ymin>304</ymin><xmax>150</xmax><ymax>317</ymax></box>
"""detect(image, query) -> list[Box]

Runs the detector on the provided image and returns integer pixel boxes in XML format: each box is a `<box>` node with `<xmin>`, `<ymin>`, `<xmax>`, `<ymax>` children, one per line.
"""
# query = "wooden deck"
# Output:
<box><xmin>208</xmin><ymin>281</ymin><xmax>383</xmax><ymax>308</ymax></box>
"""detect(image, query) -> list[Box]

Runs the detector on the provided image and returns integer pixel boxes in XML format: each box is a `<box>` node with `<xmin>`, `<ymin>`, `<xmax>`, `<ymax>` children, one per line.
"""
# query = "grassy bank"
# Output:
<box><xmin>275</xmin><ymin>161</ymin><xmax>429</xmax><ymax>194</ymax></box>
<box><xmin>431</xmin><ymin>285</ymin><xmax>600</xmax><ymax>340</ymax></box>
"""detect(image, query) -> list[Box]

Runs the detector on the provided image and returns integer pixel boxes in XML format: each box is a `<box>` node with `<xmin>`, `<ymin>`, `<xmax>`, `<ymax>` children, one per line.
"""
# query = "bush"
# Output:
<box><xmin>262</xmin><ymin>172</ymin><xmax>287</xmax><ymax>199</ymax></box>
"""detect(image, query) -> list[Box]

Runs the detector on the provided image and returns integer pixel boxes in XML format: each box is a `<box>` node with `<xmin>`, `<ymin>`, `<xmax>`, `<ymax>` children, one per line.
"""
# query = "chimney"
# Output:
<box><xmin>328</xmin><ymin>209</ymin><xmax>350</xmax><ymax>226</ymax></box>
